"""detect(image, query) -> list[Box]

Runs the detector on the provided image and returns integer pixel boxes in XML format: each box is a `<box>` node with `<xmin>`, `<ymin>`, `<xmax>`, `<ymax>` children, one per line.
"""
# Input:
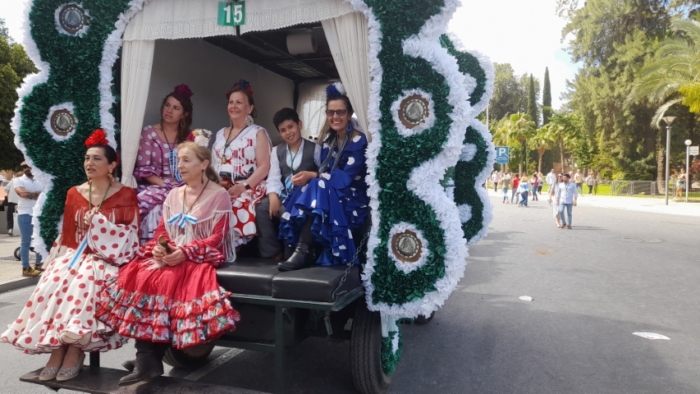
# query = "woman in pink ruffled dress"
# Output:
<box><xmin>135</xmin><ymin>84</ymin><xmax>194</xmax><ymax>241</ymax></box>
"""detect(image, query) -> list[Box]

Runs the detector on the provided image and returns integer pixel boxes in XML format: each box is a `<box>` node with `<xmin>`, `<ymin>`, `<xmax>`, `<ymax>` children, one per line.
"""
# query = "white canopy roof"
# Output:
<box><xmin>124</xmin><ymin>0</ymin><xmax>355</xmax><ymax>41</ymax></box>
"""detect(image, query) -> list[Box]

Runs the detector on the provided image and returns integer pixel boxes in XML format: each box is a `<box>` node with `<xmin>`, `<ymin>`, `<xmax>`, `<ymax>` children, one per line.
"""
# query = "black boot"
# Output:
<box><xmin>278</xmin><ymin>243</ymin><xmax>312</xmax><ymax>271</ymax></box>
<box><xmin>118</xmin><ymin>340</ymin><xmax>165</xmax><ymax>386</ymax></box>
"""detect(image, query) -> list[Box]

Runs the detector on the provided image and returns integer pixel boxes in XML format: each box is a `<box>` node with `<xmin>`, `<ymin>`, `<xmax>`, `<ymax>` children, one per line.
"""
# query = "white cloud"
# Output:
<box><xmin>449</xmin><ymin>0</ymin><xmax>581</xmax><ymax>109</ymax></box>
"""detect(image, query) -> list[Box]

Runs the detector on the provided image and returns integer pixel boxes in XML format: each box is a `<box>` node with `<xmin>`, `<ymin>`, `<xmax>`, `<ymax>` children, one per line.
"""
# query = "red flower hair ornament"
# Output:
<box><xmin>85</xmin><ymin>129</ymin><xmax>109</xmax><ymax>147</ymax></box>
<box><xmin>173</xmin><ymin>84</ymin><xmax>193</xmax><ymax>99</ymax></box>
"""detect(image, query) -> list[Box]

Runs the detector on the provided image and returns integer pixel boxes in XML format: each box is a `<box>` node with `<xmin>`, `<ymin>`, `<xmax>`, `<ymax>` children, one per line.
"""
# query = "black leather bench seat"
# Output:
<box><xmin>217</xmin><ymin>257</ymin><xmax>361</xmax><ymax>303</ymax></box>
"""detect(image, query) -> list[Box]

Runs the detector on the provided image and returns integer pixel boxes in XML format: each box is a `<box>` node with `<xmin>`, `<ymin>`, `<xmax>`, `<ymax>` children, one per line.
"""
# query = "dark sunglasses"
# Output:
<box><xmin>326</xmin><ymin>109</ymin><xmax>348</xmax><ymax>117</ymax></box>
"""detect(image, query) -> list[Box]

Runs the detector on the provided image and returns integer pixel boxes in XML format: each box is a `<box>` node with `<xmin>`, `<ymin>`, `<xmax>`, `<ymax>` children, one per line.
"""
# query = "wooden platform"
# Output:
<box><xmin>20</xmin><ymin>367</ymin><xmax>269</xmax><ymax>394</ymax></box>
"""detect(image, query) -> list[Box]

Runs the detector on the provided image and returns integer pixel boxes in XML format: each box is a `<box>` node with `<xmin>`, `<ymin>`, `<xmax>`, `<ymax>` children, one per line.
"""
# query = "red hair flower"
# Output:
<box><xmin>85</xmin><ymin>128</ymin><xmax>109</xmax><ymax>147</ymax></box>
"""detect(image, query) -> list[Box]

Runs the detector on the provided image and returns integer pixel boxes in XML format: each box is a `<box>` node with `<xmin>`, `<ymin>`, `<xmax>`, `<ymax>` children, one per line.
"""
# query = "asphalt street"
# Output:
<box><xmin>0</xmin><ymin>196</ymin><xmax>698</xmax><ymax>393</ymax></box>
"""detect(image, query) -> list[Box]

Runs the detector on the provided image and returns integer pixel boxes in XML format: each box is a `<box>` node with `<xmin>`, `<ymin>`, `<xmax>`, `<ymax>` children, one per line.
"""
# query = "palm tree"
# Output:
<box><xmin>546</xmin><ymin>112</ymin><xmax>581</xmax><ymax>172</ymax></box>
<box><xmin>627</xmin><ymin>19</ymin><xmax>700</xmax><ymax>122</ymax></box>
<box><xmin>494</xmin><ymin>113</ymin><xmax>536</xmax><ymax>174</ymax></box>
<box><xmin>530</xmin><ymin>126</ymin><xmax>556</xmax><ymax>174</ymax></box>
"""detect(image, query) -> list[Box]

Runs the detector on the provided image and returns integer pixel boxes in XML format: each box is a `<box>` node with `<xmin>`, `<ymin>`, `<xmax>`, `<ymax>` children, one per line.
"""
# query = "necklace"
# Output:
<box><xmin>160</xmin><ymin>123</ymin><xmax>182</xmax><ymax>181</ymax></box>
<box><xmin>287</xmin><ymin>140</ymin><xmax>303</xmax><ymax>174</ymax></box>
<box><xmin>160</xmin><ymin>122</ymin><xmax>177</xmax><ymax>151</ymax></box>
<box><xmin>221</xmin><ymin>125</ymin><xmax>249</xmax><ymax>165</ymax></box>
<box><xmin>182</xmin><ymin>180</ymin><xmax>210</xmax><ymax>214</ymax></box>
<box><xmin>88</xmin><ymin>181</ymin><xmax>111</xmax><ymax>211</ymax></box>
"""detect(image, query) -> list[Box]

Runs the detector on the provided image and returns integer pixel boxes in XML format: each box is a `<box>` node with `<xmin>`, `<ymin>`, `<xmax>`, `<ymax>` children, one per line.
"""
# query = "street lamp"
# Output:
<box><xmin>685</xmin><ymin>139</ymin><xmax>692</xmax><ymax>203</ymax></box>
<box><xmin>662</xmin><ymin>116</ymin><xmax>676</xmax><ymax>206</ymax></box>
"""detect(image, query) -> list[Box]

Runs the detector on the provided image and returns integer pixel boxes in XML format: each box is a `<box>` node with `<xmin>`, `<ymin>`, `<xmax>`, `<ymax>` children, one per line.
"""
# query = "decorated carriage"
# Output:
<box><xmin>13</xmin><ymin>0</ymin><xmax>495</xmax><ymax>392</ymax></box>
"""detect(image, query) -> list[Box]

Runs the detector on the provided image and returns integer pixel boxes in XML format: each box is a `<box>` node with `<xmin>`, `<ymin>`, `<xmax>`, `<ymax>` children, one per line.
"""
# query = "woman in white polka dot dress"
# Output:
<box><xmin>1</xmin><ymin>130</ymin><xmax>140</xmax><ymax>382</ymax></box>
<box><xmin>278</xmin><ymin>83</ymin><xmax>369</xmax><ymax>271</ymax></box>
<box><xmin>134</xmin><ymin>85</ymin><xmax>194</xmax><ymax>242</ymax></box>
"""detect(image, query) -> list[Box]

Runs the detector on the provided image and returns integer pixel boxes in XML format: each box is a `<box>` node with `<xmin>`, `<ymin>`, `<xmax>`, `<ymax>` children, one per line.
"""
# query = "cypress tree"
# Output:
<box><xmin>527</xmin><ymin>74</ymin><xmax>538</xmax><ymax>128</ymax></box>
<box><xmin>542</xmin><ymin>67</ymin><xmax>552</xmax><ymax>125</ymax></box>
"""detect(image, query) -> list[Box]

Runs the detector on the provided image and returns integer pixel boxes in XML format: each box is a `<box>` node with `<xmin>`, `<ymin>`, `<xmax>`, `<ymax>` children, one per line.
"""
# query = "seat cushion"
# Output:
<box><xmin>272</xmin><ymin>265</ymin><xmax>361</xmax><ymax>302</ymax></box>
<box><xmin>216</xmin><ymin>257</ymin><xmax>280</xmax><ymax>296</ymax></box>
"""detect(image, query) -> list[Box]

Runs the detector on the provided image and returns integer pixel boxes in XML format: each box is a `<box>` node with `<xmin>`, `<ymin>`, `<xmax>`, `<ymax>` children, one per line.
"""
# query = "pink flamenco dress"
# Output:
<box><xmin>1</xmin><ymin>187</ymin><xmax>140</xmax><ymax>354</ymax></box>
<box><xmin>134</xmin><ymin>126</ymin><xmax>191</xmax><ymax>242</ymax></box>
<box><xmin>96</xmin><ymin>185</ymin><xmax>240</xmax><ymax>349</ymax></box>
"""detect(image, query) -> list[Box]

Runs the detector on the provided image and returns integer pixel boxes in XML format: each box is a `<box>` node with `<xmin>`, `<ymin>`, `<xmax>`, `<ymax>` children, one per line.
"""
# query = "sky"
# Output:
<box><xmin>0</xmin><ymin>0</ymin><xmax>579</xmax><ymax>109</ymax></box>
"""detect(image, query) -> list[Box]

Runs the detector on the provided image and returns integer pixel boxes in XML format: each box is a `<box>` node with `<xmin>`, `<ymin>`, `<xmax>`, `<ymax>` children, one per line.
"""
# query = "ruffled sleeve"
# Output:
<box><xmin>134</xmin><ymin>127</ymin><xmax>161</xmax><ymax>181</ymax></box>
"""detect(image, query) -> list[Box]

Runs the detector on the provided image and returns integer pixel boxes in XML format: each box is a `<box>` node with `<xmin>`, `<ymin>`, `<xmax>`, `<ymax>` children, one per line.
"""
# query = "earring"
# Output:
<box><xmin>246</xmin><ymin>115</ymin><xmax>254</xmax><ymax>126</ymax></box>
<box><xmin>108</xmin><ymin>173</ymin><xmax>114</xmax><ymax>183</ymax></box>
<box><xmin>346</xmin><ymin>121</ymin><xmax>353</xmax><ymax>133</ymax></box>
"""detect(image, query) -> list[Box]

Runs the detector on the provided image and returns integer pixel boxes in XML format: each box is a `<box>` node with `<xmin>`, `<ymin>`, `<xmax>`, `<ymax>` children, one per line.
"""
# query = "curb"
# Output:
<box><xmin>0</xmin><ymin>276</ymin><xmax>39</xmax><ymax>294</ymax></box>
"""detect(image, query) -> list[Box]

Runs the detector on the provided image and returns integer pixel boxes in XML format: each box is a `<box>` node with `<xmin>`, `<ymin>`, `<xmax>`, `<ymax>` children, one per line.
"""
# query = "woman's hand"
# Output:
<box><xmin>151</xmin><ymin>245</ymin><xmax>167</xmax><ymax>262</ymax></box>
<box><xmin>228</xmin><ymin>183</ymin><xmax>247</xmax><ymax>199</ymax></box>
<box><xmin>268</xmin><ymin>193</ymin><xmax>281</xmax><ymax>219</ymax></box>
<box><xmin>162</xmin><ymin>247</ymin><xmax>186</xmax><ymax>266</ymax></box>
<box><xmin>84</xmin><ymin>207</ymin><xmax>99</xmax><ymax>227</ymax></box>
<box><xmin>145</xmin><ymin>175</ymin><xmax>165</xmax><ymax>187</ymax></box>
<box><xmin>291</xmin><ymin>171</ymin><xmax>316</xmax><ymax>187</ymax></box>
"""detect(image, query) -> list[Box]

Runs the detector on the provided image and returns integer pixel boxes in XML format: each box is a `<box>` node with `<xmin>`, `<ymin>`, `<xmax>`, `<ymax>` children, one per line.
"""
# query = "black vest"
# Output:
<box><xmin>277</xmin><ymin>139</ymin><xmax>318</xmax><ymax>182</ymax></box>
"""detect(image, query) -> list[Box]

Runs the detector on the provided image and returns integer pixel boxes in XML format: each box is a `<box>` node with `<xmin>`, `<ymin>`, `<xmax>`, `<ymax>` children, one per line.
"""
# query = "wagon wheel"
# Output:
<box><xmin>414</xmin><ymin>311</ymin><xmax>435</xmax><ymax>325</ymax></box>
<box><xmin>350</xmin><ymin>300</ymin><xmax>391</xmax><ymax>394</ymax></box>
<box><xmin>163</xmin><ymin>342</ymin><xmax>215</xmax><ymax>369</ymax></box>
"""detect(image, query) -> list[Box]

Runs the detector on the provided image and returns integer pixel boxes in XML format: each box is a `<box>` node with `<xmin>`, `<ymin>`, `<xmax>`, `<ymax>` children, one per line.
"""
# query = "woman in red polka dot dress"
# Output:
<box><xmin>96</xmin><ymin>142</ymin><xmax>240</xmax><ymax>386</ymax></box>
<box><xmin>1</xmin><ymin>130</ymin><xmax>140</xmax><ymax>382</ymax></box>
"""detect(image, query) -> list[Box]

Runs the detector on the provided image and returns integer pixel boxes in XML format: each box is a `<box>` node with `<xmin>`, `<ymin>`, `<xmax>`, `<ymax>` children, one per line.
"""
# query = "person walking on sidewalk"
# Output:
<box><xmin>530</xmin><ymin>172</ymin><xmax>539</xmax><ymax>201</ymax></box>
<box><xmin>4</xmin><ymin>172</ymin><xmax>21</xmax><ymax>236</ymax></box>
<box><xmin>13</xmin><ymin>162</ymin><xmax>43</xmax><ymax>276</ymax></box>
<box><xmin>585</xmin><ymin>172</ymin><xmax>597</xmax><ymax>195</ymax></box>
<box><xmin>502</xmin><ymin>173</ymin><xmax>511</xmax><ymax>203</ymax></box>
<box><xmin>573</xmin><ymin>169</ymin><xmax>584</xmax><ymax>196</ymax></box>
<box><xmin>517</xmin><ymin>177</ymin><xmax>530</xmax><ymax>207</ymax></box>
<box><xmin>556</xmin><ymin>173</ymin><xmax>578</xmax><ymax>229</ymax></box>
<box><xmin>548</xmin><ymin>174</ymin><xmax>563</xmax><ymax>227</ymax></box>
<box><xmin>492</xmin><ymin>171</ymin><xmax>502</xmax><ymax>193</ymax></box>
<box><xmin>546</xmin><ymin>169</ymin><xmax>557</xmax><ymax>192</ymax></box>
<box><xmin>511</xmin><ymin>174</ymin><xmax>520</xmax><ymax>204</ymax></box>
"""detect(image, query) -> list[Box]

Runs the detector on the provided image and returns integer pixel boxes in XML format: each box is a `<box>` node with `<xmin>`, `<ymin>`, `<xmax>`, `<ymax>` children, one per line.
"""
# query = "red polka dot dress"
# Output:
<box><xmin>0</xmin><ymin>187</ymin><xmax>139</xmax><ymax>354</ymax></box>
<box><xmin>96</xmin><ymin>185</ymin><xmax>240</xmax><ymax>349</ymax></box>
<box><xmin>210</xmin><ymin>125</ymin><xmax>269</xmax><ymax>246</ymax></box>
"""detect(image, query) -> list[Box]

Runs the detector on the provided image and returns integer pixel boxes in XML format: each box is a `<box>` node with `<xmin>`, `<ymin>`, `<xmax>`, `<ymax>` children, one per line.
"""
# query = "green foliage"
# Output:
<box><xmin>0</xmin><ymin>20</ymin><xmax>37</xmax><ymax>170</ymax></box>
<box><xmin>543</xmin><ymin>68</ymin><xmax>552</xmax><ymax>125</ymax></box>
<box><xmin>527</xmin><ymin>74</ymin><xmax>539</xmax><ymax>127</ymax></box>
<box><xmin>489</xmin><ymin>63</ymin><xmax>540</xmax><ymax>122</ymax></box>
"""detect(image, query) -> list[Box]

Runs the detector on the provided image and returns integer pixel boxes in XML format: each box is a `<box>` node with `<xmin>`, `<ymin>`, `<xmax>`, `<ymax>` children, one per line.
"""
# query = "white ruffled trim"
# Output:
<box><xmin>387</xmin><ymin>222</ymin><xmax>430</xmax><ymax>275</ymax></box>
<box><xmin>54</xmin><ymin>3</ymin><xmax>90</xmax><ymax>37</ymax></box>
<box><xmin>390</xmin><ymin>89</ymin><xmax>436</xmax><ymax>137</ymax></box>
<box><xmin>14</xmin><ymin>0</ymin><xmax>150</xmax><ymax>257</ymax></box>
<box><xmin>43</xmin><ymin>102</ymin><xmax>78</xmax><ymax>142</ymax></box>
<box><xmin>358</xmin><ymin>0</ymin><xmax>472</xmax><ymax>319</ymax></box>
<box><xmin>460</xmin><ymin>142</ymin><xmax>477</xmax><ymax>162</ymax></box>
<box><xmin>464</xmin><ymin>119</ymin><xmax>494</xmax><ymax>244</ymax></box>
<box><xmin>380</xmin><ymin>313</ymin><xmax>400</xmax><ymax>353</ymax></box>
<box><xmin>446</xmin><ymin>32</ymin><xmax>495</xmax><ymax>115</ymax></box>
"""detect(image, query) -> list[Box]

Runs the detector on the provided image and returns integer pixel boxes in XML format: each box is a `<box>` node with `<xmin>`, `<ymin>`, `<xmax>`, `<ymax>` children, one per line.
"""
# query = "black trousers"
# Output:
<box><xmin>6</xmin><ymin>203</ymin><xmax>15</xmax><ymax>229</ymax></box>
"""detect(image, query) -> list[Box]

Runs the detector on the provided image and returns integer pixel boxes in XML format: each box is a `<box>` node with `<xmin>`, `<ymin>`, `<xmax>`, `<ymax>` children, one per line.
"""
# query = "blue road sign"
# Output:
<box><xmin>495</xmin><ymin>146</ymin><xmax>509</xmax><ymax>164</ymax></box>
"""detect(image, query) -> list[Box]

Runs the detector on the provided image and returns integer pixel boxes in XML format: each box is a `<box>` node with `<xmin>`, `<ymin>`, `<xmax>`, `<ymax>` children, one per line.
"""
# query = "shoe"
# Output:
<box><xmin>278</xmin><ymin>243</ymin><xmax>311</xmax><ymax>272</ymax></box>
<box><xmin>7</xmin><ymin>229</ymin><xmax>12</xmax><ymax>236</ymax></box>
<box><xmin>56</xmin><ymin>353</ymin><xmax>85</xmax><ymax>382</ymax></box>
<box><xmin>567</xmin><ymin>225</ymin><xmax>572</xmax><ymax>229</ymax></box>
<box><xmin>22</xmin><ymin>267</ymin><xmax>41</xmax><ymax>277</ymax></box>
<box><xmin>34</xmin><ymin>264</ymin><xmax>45</xmax><ymax>272</ymax></box>
<box><xmin>118</xmin><ymin>340</ymin><xmax>166</xmax><ymax>386</ymax></box>
<box><xmin>39</xmin><ymin>365</ymin><xmax>60</xmax><ymax>381</ymax></box>
<box><xmin>122</xmin><ymin>359</ymin><xmax>135</xmax><ymax>372</ymax></box>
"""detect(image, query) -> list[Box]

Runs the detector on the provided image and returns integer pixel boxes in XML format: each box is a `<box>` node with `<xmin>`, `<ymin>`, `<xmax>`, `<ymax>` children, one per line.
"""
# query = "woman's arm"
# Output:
<box><xmin>228</xmin><ymin>129</ymin><xmax>271</xmax><ymax>198</ymax></box>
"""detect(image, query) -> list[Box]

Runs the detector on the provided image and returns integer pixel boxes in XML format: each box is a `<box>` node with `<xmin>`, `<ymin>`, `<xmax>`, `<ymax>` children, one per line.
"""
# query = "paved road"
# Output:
<box><xmin>0</xmin><ymin>197</ymin><xmax>697</xmax><ymax>393</ymax></box>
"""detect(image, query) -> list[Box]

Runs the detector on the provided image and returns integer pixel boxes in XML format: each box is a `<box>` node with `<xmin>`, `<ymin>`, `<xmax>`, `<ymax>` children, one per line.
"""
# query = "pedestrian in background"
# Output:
<box><xmin>4</xmin><ymin>172</ymin><xmax>21</xmax><ymax>235</ymax></box>
<box><xmin>585</xmin><ymin>172</ymin><xmax>597</xmax><ymax>195</ymax></box>
<box><xmin>675</xmin><ymin>168</ymin><xmax>686</xmax><ymax>200</ymax></box>
<box><xmin>574</xmin><ymin>169</ymin><xmax>584</xmax><ymax>196</ymax></box>
<box><xmin>531</xmin><ymin>172</ymin><xmax>539</xmax><ymax>201</ymax></box>
<box><xmin>517</xmin><ymin>177</ymin><xmax>529</xmax><ymax>207</ymax></box>
<box><xmin>492</xmin><ymin>171</ymin><xmax>501</xmax><ymax>193</ymax></box>
<box><xmin>511</xmin><ymin>174</ymin><xmax>520</xmax><ymax>204</ymax></box>
<box><xmin>502</xmin><ymin>173</ymin><xmax>510</xmax><ymax>204</ymax></box>
<box><xmin>556</xmin><ymin>173</ymin><xmax>578</xmax><ymax>229</ymax></box>
<box><xmin>548</xmin><ymin>174</ymin><xmax>563</xmax><ymax>227</ymax></box>
<box><xmin>546</xmin><ymin>169</ymin><xmax>557</xmax><ymax>192</ymax></box>
<box><xmin>14</xmin><ymin>162</ymin><xmax>43</xmax><ymax>276</ymax></box>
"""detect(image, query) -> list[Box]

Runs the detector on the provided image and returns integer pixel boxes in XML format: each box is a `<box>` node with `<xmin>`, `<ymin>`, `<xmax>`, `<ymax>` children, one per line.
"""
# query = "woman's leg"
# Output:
<box><xmin>278</xmin><ymin>217</ymin><xmax>315</xmax><ymax>271</ymax></box>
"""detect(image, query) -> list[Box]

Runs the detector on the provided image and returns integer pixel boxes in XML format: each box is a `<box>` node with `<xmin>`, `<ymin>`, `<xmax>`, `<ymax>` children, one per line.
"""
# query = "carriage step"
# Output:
<box><xmin>20</xmin><ymin>366</ymin><xmax>269</xmax><ymax>394</ymax></box>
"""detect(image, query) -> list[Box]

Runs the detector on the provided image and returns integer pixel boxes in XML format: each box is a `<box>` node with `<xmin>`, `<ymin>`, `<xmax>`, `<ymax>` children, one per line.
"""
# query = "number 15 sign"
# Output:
<box><xmin>218</xmin><ymin>2</ymin><xmax>246</xmax><ymax>26</ymax></box>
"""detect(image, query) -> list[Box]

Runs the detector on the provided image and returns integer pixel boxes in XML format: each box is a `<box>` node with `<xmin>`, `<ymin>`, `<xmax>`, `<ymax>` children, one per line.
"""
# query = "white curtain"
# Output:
<box><xmin>124</xmin><ymin>0</ymin><xmax>353</xmax><ymax>41</ymax></box>
<box><xmin>120</xmin><ymin>40</ymin><xmax>155</xmax><ymax>187</ymax></box>
<box><xmin>321</xmin><ymin>12</ymin><xmax>370</xmax><ymax>137</ymax></box>
<box><xmin>297</xmin><ymin>82</ymin><xmax>329</xmax><ymax>141</ymax></box>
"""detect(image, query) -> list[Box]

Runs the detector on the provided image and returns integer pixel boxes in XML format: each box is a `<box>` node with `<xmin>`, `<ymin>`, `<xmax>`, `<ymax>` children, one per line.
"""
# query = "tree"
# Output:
<box><xmin>542</xmin><ymin>67</ymin><xmax>552</xmax><ymax>125</ymax></box>
<box><xmin>530</xmin><ymin>126</ymin><xmax>556</xmax><ymax>174</ymax></box>
<box><xmin>546</xmin><ymin>111</ymin><xmax>581</xmax><ymax>172</ymax></box>
<box><xmin>493</xmin><ymin>112</ymin><xmax>536</xmax><ymax>174</ymax></box>
<box><xmin>527</xmin><ymin>75</ymin><xmax>539</xmax><ymax>128</ymax></box>
<box><xmin>0</xmin><ymin>18</ymin><xmax>37</xmax><ymax>170</ymax></box>
<box><xmin>489</xmin><ymin>63</ymin><xmax>541</xmax><ymax>123</ymax></box>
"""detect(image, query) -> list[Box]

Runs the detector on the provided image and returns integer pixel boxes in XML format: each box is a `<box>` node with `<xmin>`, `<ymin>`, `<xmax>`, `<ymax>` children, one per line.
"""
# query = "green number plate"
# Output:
<box><xmin>218</xmin><ymin>2</ymin><xmax>246</xmax><ymax>26</ymax></box>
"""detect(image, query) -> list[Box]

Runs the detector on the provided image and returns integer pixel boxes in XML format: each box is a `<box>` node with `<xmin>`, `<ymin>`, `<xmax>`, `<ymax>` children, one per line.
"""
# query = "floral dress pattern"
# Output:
<box><xmin>211</xmin><ymin>125</ymin><xmax>269</xmax><ymax>246</ymax></box>
<box><xmin>96</xmin><ymin>185</ymin><xmax>239</xmax><ymax>349</ymax></box>
<box><xmin>280</xmin><ymin>131</ymin><xmax>369</xmax><ymax>266</ymax></box>
<box><xmin>134</xmin><ymin>126</ymin><xmax>188</xmax><ymax>241</ymax></box>
<box><xmin>1</xmin><ymin>187</ymin><xmax>140</xmax><ymax>354</ymax></box>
